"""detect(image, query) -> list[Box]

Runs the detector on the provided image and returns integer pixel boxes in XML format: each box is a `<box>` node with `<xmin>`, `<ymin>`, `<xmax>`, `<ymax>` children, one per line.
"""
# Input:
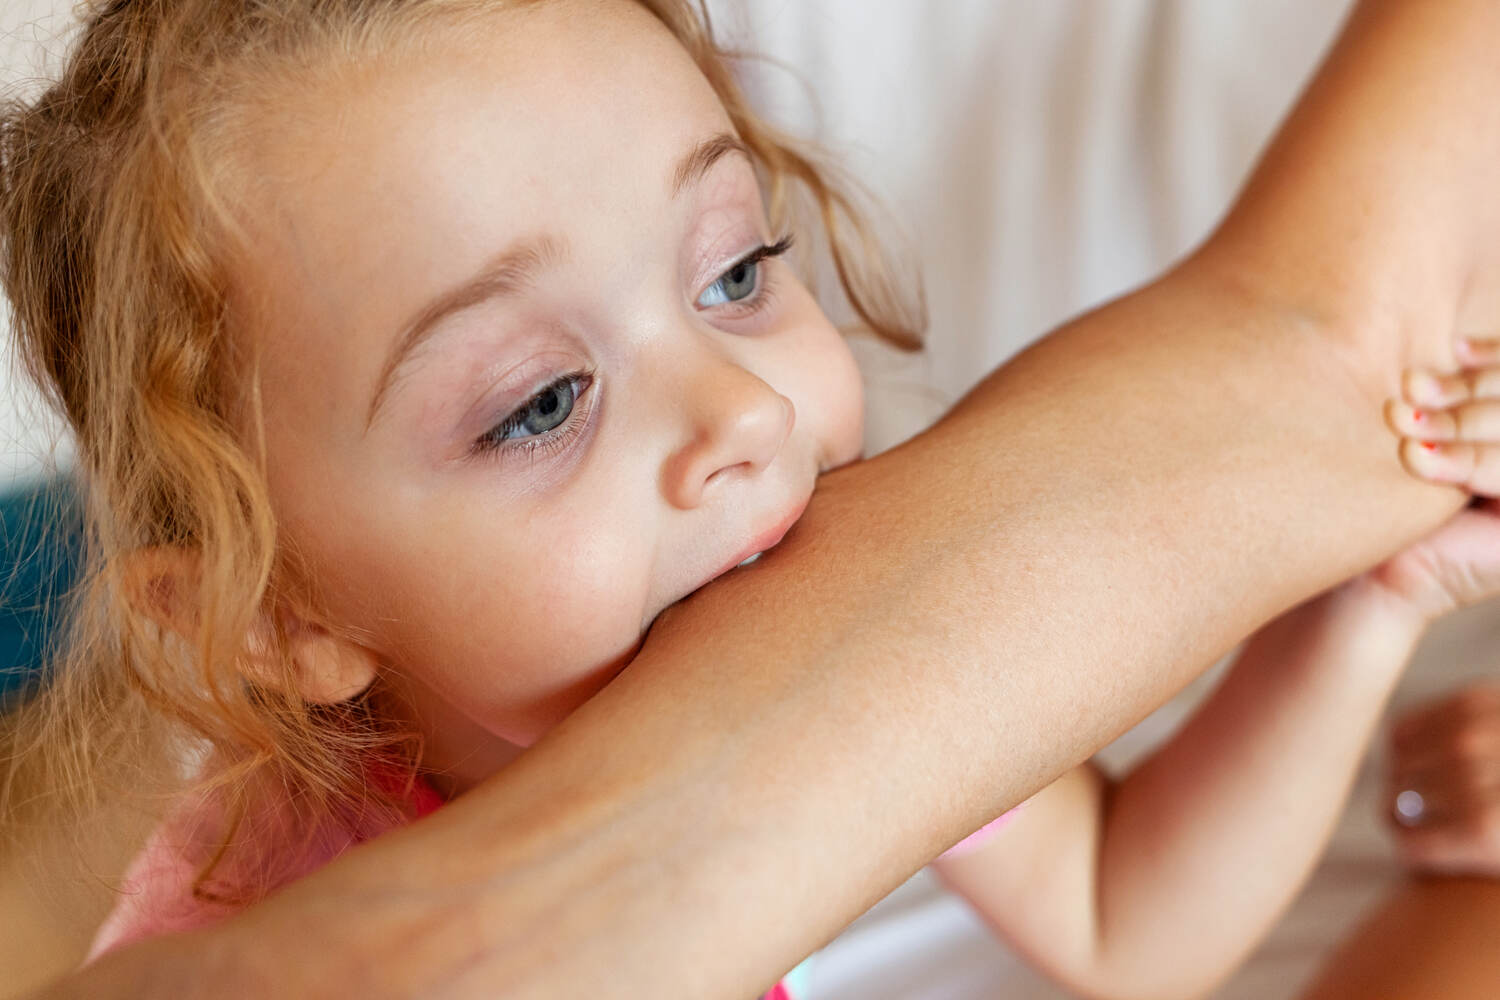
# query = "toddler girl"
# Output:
<box><xmin>2</xmin><ymin>2</ymin><xmax>1495</xmax><ymax>998</ymax></box>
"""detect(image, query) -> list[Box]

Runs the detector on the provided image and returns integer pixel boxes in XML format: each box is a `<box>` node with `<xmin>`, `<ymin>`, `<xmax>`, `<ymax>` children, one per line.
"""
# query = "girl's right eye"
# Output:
<box><xmin>472</xmin><ymin>372</ymin><xmax>593</xmax><ymax>457</ymax></box>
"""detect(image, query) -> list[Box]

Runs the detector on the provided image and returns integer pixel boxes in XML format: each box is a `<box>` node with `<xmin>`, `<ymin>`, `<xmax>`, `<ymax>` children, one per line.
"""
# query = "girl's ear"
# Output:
<box><xmin>122</xmin><ymin>546</ymin><xmax>378</xmax><ymax>705</ymax></box>
<box><xmin>120</xmin><ymin>546</ymin><xmax>202</xmax><ymax>639</ymax></box>
<box><xmin>256</xmin><ymin>617</ymin><xmax>380</xmax><ymax>706</ymax></box>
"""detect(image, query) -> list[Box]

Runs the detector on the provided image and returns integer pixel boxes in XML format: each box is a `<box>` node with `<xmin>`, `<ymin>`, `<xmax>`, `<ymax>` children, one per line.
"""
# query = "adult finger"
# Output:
<box><xmin>1387</xmin><ymin>757</ymin><xmax>1500</xmax><ymax>832</ymax></box>
<box><xmin>1392</xmin><ymin>801</ymin><xmax>1500</xmax><ymax>878</ymax></box>
<box><xmin>1390</xmin><ymin>720</ymin><xmax>1500</xmax><ymax>779</ymax></box>
<box><xmin>1391</xmin><ymin>683</ymin><xmax>1500</xmax><ymax>754</ymax></box>
<box><xmin>1456</xmin><ymin>335</ymin><xmax>1500</xmax><ymax>367</ymax></box>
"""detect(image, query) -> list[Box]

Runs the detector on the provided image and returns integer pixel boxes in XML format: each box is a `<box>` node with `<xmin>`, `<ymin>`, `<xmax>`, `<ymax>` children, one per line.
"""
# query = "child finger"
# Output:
<box><xmin>1389</xmin><ymin>399</ymin><xmax>1500</xmax><ymax>443</ymax></box>
<box><xmin>1399</xmin><ymin>439</ymin><xmax>1500</xmax><ymax>494</ymax></box>
<box><xmin>1457</xmin><ymin>336</ymin><xmax>1500</xmax><ymax>367</ymax></box>
<box><xmin>1404</xmin><ymin>367</ymin><xmax>1500</xmax><ymax>409</ymax></box>
<box><xmin>1387</xmin><ymin>398</ymin><xmax>1438</xmax><ymax>438</ymax></box>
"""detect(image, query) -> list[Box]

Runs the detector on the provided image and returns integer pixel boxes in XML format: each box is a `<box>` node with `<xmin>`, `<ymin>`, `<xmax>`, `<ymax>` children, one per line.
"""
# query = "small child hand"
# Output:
<box><xmin>1386</xmin><ymin>336</ymin><xmax>1500</xmax><ymax>495</ymax></box>
<box><xmin>1373</xmin><ymin>338</ymin><xmax>1500</xmax><ymax>619</ymax></box>
<box><xmin>1375</xmin><ymin>337</ymin><xmax>1500</xmax><ymax>618</ymax></box>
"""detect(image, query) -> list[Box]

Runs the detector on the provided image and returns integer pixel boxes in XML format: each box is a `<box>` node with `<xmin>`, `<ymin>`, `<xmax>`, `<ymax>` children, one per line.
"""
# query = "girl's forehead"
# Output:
<box><xmin>244</xmin><ymin>1</ymin><xmax>727</xmax><ymax>202</ymax></box>
<box><xmin>234</xmin><ymin>1</ymin><xmax>730</xmax><ymax>302</ymax></box>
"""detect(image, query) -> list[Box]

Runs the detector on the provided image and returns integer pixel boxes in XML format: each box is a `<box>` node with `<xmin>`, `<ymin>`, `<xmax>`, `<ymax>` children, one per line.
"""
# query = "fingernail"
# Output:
<box><xmin>1421</xmin><ymin>442</ymin><xmax>1438</xmax><ymax>451</ymax></box>
<box><xmin>1413</xmin><ymin>409</ymin><xmax>1425</xmax><ymax>423</ymax></box>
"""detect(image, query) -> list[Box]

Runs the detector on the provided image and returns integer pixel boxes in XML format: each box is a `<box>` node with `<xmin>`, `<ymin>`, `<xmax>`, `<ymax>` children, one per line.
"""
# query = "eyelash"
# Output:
<box><xmin>470</xmin><ymin>370</ymin><xmax>595</xmax><ymax>461</ymax></box>
<box><xmin>701</xmin><ymin>235</ymin><xmax>794</xmax><ymax>318</ymax></box>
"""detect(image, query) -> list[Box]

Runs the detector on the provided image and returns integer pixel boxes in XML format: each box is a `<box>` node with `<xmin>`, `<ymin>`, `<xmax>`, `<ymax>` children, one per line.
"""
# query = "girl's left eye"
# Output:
<box><xmin>695</xmin><ymin>236</ymin><xmax>793</xmax><ymax>309</ymax></box>
<box><xmin>697</xmin><ymin>258</ymin><xmax>760</xmax><ymax>307</ymax></box>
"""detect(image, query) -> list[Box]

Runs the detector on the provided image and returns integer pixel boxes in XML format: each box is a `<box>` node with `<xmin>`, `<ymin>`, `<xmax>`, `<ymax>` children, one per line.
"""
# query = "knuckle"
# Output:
<box><xmin>1458</xmin><ymin>691</ymin><xmax>1495</xmax><ymax>724</ymax></box>
<box><xmin>1478</xmin><ymin>806</ymin><xmax>1500</xmax><ymax>845</ymax></box>
<box><xmin>1456</xmin><ymin>726</ymin><xmax>1495</xmax><ymax>761</ymax></box>
<box><xmin>1472</xmin><ymin>684</ymin><xmax>1500</xmax><ymax>713</ymax></box>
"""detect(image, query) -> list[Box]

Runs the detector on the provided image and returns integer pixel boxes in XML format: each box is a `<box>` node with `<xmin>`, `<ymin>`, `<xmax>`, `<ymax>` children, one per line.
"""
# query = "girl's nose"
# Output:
<box><xmin>661</xmin><ymin>358</ymin><xmax>795</xmax><ymax>511</ymax></box>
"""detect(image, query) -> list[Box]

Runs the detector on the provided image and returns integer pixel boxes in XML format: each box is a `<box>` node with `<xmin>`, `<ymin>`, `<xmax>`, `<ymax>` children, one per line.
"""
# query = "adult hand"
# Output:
<box><xmin>1388</xmin><ymin>679</ymin><xmax>1500</xmax><ymax>877</ymax></box>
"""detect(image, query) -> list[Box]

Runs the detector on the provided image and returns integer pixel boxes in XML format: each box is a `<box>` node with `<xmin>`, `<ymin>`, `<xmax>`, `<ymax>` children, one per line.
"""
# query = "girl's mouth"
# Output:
<box><xmin>710</xmin><ymin>494</ymin><xmax>812</xmax><ymax>582</ymax></box>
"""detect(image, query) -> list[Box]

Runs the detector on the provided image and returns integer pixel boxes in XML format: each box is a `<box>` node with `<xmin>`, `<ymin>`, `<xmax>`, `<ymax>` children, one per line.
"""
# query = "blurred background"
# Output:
<box><xmin>5</xmin><ymin>2</ymin><xmax>1498</xmax><ymax>997</ymax></box>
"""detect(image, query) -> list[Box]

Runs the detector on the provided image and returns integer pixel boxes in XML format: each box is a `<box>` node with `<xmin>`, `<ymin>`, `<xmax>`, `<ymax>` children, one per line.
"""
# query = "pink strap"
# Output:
<box><xmin>939</xmin><ymin>802</ymin><xmax>1025</xmax><ymax>861</ymax></box>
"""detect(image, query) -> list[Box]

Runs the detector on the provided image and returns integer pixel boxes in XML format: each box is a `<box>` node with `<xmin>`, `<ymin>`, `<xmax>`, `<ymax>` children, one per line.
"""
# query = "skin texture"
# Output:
<box><xmin>25</xmin><ymin>0</ymin><xmax>1500</xmax><ymax>997</ymax></box>
<box><xmin>230</xmin><ymin>1</ymin><xmax>864</xmax><ymax>787</ymax></box>
<box><xmin>1296</xmin><ymin>878</ymin><xmax>1500</xmax><ymax>1000</ymax></box>
<box><xmin>1390</xmin><ymin>337</ymin><xmax>1500</xmax><ymax>498</ymax></box>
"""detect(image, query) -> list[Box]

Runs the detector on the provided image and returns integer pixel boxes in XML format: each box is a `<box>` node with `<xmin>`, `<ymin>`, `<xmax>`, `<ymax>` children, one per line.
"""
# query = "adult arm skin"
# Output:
<box><xmin>1296</xmin><ymin>878</ymin><xmax>1500</xmax><ymax>1000</ymax></box>
<box><xmin>38</xmin><ymin>1</ymin><xmax>1500</xmax><ymax>997</ymax></box>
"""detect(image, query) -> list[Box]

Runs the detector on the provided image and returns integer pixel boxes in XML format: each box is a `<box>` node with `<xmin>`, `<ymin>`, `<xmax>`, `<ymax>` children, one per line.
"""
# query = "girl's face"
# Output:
<box><xmin>233</xmin><ymin>0</ymin><xmax>864</xmax><ymax>784</ymax></box>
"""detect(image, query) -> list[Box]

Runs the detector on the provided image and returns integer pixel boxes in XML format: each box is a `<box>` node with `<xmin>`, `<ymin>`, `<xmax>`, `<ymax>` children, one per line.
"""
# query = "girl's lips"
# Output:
<box><xmin>710</xmin><ymin>495</ymin><xmax>811</xmax><ymax>583</ymax></box>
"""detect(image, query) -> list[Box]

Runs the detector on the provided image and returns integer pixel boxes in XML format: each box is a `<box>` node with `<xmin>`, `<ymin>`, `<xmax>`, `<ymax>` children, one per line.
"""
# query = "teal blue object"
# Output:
<box><xmin>0</xmin><ymin>477</ymin><xmax>82</xmax><ymax>704</ymax></box>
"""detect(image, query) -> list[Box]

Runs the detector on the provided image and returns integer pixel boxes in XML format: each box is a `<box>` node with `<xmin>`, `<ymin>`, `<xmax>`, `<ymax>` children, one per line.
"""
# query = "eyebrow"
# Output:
<box><xmin>365</xmin><ymin>132</ymin><xmax>753</xmax><ymax>430</ymax></box>
<box><xmin>365</xmin><ymin>234</ymin><xmax>566</xmax><ymax>430</ymax></box>
<box><xmin>671</xmin><ymin>132</ymin><xmax>752</xmax><ymax>198</ymax></box>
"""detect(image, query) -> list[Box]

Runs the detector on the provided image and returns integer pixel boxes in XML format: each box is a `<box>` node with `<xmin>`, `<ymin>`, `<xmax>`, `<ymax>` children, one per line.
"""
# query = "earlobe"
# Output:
<box><xmin>281</xmin><ymin>624</ymin><xmax>379</xmax><ymax>706</ymax></box>
<box><xmin>247</xmin><ymin>610</ymin><xmax>379</xmax><ymax>705</ymax></box>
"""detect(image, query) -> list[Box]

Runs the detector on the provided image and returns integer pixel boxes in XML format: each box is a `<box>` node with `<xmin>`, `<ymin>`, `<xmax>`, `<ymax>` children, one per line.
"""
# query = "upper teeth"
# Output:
<box><xmin>738</xmin><ymin>552</ymin><xmax>763</xmax><ymax>567</ymax></box>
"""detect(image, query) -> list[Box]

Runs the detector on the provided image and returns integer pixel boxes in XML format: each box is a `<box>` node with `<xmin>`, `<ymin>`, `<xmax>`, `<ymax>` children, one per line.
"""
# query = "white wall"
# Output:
<box><xmin>0</xmin><ymin>0</ymin><xmax>76</xmax><ymax>490</ymax></box>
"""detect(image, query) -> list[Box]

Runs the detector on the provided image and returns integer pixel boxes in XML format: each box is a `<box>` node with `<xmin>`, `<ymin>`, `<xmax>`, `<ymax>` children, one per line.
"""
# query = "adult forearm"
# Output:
<box><xmin>1204</xmin><ymin>0</ymin><xmax>1500</xmax><ymax>355</ymax></box>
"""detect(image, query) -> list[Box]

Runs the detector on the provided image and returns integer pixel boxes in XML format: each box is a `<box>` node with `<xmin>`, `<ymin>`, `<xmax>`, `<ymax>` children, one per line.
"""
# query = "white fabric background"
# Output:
<box><xmin>0</xmin><ymin>0</ymin><xmax>75</xmax><ymax>487</ymax></box>
<box><xmin>5</xmin><ymin>3</ymin><xmax>1499</xmax><ymax>997</ymax></box>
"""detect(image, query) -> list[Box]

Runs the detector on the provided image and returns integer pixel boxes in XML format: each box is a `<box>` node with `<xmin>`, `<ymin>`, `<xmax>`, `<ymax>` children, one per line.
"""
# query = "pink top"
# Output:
<box><xmin>87</xmin><ymin>770</ymin><xmax>444</xmax><ymax>962</ymax></box>
<box><xmin>90</xmin><ymin>777</ymin><xmax>1019</xmax><ymax>998</ymax></box>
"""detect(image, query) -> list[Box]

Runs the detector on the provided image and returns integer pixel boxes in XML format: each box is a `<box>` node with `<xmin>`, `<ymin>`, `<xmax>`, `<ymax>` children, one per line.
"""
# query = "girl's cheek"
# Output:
<box><xmin>817</xmin><ymin>333</ymin><xmax>869</xmax><ymax>467</ymax></box>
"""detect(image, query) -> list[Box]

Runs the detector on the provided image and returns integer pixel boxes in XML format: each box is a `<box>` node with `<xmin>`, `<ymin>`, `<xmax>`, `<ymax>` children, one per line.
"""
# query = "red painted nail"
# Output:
<box><xmin>1421</xmin><ymin>442</ymin><xmax>1438</xmax><ymax>451</ymax></box>
<box><xmin>1413</xmin><ymin>409</ymin><xmax>1424</xmax><ymax>423</ymax></box>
